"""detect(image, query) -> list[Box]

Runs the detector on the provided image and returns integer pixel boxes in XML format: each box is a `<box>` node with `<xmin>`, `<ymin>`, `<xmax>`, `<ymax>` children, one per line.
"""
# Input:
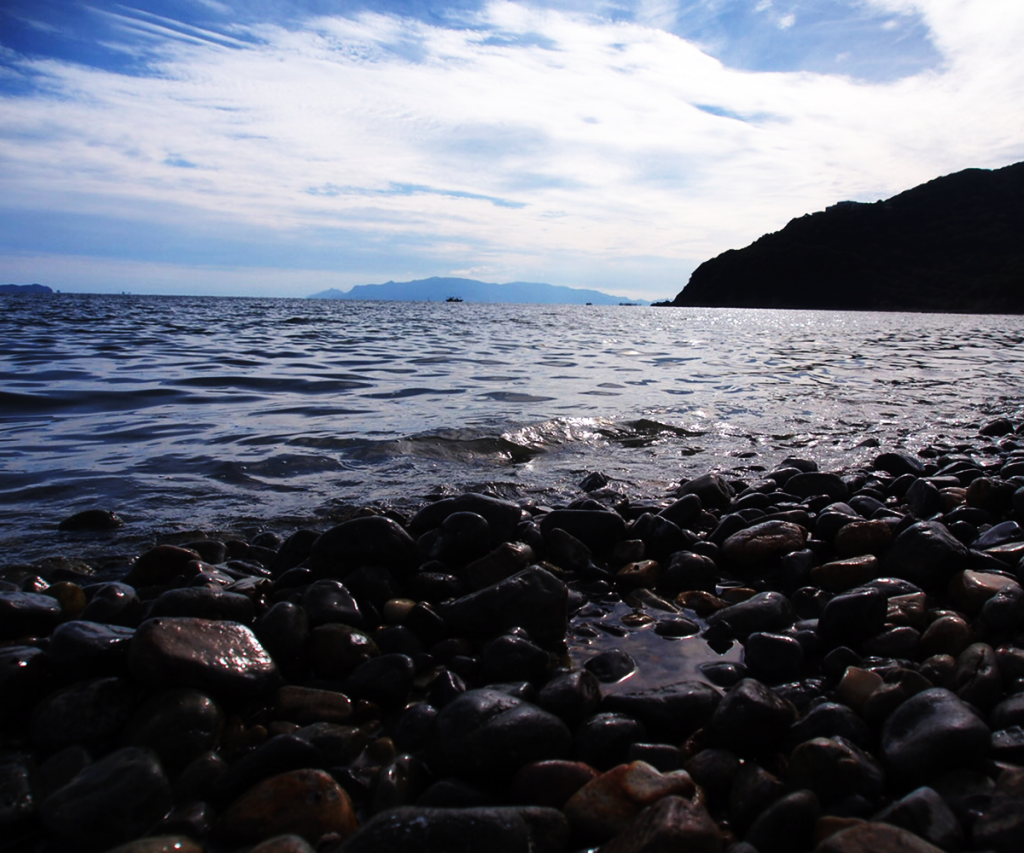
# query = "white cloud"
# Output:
<box><xmin>1</xmin><ymin>0</ymin><xmax>1023</xmax><ymax>300</ymax></box>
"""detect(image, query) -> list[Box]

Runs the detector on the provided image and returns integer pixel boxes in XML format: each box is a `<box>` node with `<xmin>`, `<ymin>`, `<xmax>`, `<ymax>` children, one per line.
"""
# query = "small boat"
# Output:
<box><xmin>446</xmin><ymin>296</ymin><xmax>464</xmax><ymax>303</ymax></box>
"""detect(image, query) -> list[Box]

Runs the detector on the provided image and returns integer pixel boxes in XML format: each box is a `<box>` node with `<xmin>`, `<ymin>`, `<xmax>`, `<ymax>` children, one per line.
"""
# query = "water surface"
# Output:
<box><xmin>2</xmin><ymin>294</ymin><xmax>1022</xmax><ymax>564</ymax></box>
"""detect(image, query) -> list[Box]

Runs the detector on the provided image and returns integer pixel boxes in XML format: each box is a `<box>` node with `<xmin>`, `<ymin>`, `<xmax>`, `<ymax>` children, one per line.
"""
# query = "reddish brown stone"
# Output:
<box><xmin>214</xmin><ymin>769</ymin><xmax>358</xmax><ymax>846</ymax></box>
<box><xmin>564</xmin><ymin>761</ymin><xmax>697</xmax><ymax>844</ymax></box>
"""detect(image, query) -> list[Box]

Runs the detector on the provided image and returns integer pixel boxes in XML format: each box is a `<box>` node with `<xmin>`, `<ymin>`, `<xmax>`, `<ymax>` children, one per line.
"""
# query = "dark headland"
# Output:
<box><xmin>669</xmin><ymin>161</ymin><xmax>1024</xmax><ymax>313</ymax></box>
<box><xmin>1</xmin><ymin>284</ymin><xmax>53</xmax><ymax>295</ymax></box>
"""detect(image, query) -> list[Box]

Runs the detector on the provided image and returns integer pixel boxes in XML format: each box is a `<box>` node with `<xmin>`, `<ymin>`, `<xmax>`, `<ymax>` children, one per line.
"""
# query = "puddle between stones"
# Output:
<box><xmin>567</xmin><ymin>598</ymin><xmax>742</xmax><ymax>695</ymax></box>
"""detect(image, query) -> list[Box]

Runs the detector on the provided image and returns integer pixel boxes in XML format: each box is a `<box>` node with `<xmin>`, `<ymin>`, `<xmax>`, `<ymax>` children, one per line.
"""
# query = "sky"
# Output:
<box><xmin>1</xmin><ymin>1</ymin><xmax>1023</xmax><ymax>302</ymax></box>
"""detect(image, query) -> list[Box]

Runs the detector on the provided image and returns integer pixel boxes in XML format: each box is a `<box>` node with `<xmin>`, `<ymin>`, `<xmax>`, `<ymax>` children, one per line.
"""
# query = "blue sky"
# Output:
<box><xmin>2</xmin><ymin>1</ymin><xmax>1022</xmax><ymax>301</ymax></box>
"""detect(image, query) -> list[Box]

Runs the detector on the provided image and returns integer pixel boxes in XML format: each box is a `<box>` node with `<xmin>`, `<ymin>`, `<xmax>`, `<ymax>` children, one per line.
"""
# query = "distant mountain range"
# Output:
<box><xmin>1</xmin><ymin>283</ymin><xmax>53</xmax><ymax>295</ymax></box>
<box><xmin>309</xmin><ymin>277</ymin><xmax>648</xmax><ymax>305</ymax></box>
<box><xmin>669</xmin><ymin>161</ymin><xmax>1024</xmax><ymax>313</ymax></box>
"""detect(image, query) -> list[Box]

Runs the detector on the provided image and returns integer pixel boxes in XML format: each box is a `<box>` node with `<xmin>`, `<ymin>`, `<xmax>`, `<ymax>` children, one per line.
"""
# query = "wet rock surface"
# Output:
<box><xmin>6</xmin><ymin>423</ymin><xmax>1024</xmax><ymax>852</ymax></box>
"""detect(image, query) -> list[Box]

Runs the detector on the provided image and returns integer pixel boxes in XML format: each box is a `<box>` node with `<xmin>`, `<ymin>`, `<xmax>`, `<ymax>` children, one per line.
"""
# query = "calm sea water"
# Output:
<box><xmin>2</xmin><ymin>293</ymin><xmax>1023</xmax><ymax>566</ymax></box>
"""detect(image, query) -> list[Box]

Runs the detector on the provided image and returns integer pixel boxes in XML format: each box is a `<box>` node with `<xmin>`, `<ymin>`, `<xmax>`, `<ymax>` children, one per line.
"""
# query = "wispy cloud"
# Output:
<box><xmin>0</xmin><ymin>1</ymin><xmax>1023</xmax><ymax>299</ymax></box>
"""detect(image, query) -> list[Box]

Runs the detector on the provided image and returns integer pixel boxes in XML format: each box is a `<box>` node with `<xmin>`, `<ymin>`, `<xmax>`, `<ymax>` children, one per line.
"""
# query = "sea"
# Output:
<box><xmin>2</xmin><ymin>293</ymin><xmax>1024</xmax><ymax>568</ymax></box>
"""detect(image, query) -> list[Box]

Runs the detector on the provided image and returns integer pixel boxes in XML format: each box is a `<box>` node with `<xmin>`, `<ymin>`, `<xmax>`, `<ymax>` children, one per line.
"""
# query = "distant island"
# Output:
<box><xmin>309</xmin><ymin>277</ymin><xmax>649</xmax><ymax>305</ymax></box>
<box><xmin>1</xmin><ymin>283</ymin><xmax>53</xmax><ymax>295</ymax></box>
<box><xmin>669</xmin><ymin>161</ymin><xmax>1024</xmax><ymax>313</ymax></box>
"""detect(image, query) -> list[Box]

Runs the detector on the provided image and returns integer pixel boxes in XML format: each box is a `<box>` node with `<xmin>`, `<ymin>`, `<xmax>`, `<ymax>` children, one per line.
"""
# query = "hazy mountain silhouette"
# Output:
<box><xmin>309</xmin><ymin>277</ymin><xmax>647</xmax><ymax>305</ymax></box>
<box><xmin>671</xmin><ymin>161</ymin><xmax>1024</xmax><ymax>313</ymax></box>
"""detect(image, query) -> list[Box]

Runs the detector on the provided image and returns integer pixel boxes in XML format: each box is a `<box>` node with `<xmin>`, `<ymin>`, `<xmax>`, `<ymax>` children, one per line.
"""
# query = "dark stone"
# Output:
<box><xmin>308</xmin><ymin>515</ymin><xmax>419</xmax><ymax>577</ymax></box>
<box><xmin>992</xmin><ymin>693</ymin><xmax>1024</xmax><ymax>730</ymax></box>
<box><xmin>338</xmin><ymin>805</ymin><xmax>568</xmax><ymax>853</ymax></box>
<box><xmin>634</xmin><ymin>514</ymin><xmax>691</xmax><ymax>563</ymax></box>
<box><xmin>294</xmin><ymin>722</ymin><xmax>369</xmax><ymax>766</ymax></box>
<box><xmin>744</xmin><ymin>789</ymin><xmax>821</xmax><ymax>853</ymax></box>
<box><xmin>744</xmin><ymin>632</ymin><xmax>804</xmax><ymax>683</ymax></box>
<box><xmin>0</xmin><ymin>756</ymin><xmax>35</xmax><ymax>832</ymax></box>
<box><xmin>540</xmin><ymin>509</ymin><xmax>626</xmax><ymax>557</ymax></box>
<box><xmin>787</xmin><ymin>736</ymin><xmax>885</xmax><ymax>807</ymax></box>
<box><xmin>421</xmin><ymin>511</ymin><xmax>494</xmax><ymax>567</ymax></box>
<box><xmin>657</xmin><ymin>494</ymin><xmax>703</xmax><ymax>528</ymax></box>
<box><xmin>119</xmin><ymin>688</ymin><xmax>223</xmax><ymax>773</ymax></box>
<box><xmin>657</xmin><ymin>551</ymin><xmax>718</xmax><ymax>596</ymax></box>
<box><xmin>602</xmin><ymin>681</ymin><xmax>722</xmax><ymax>742</ymax></box>
<box><xmin>880</xmin><ymin>521</ymin><xmax>970</xmax><ymax>592</ymax></box>
<box><xmin>39</xmin><ymin>747</ymin><xmax>173</xmax><ymax>852</ymax></box>
<box><xmin>307</xmin><ymin>623</ymin><xmax>378</xmax><ymax>681</ymax></box>
<box><xmin>537</xmin><ymin>670</ymin><xmax>602</xmax><ymax>726</ymax></box>
<box><xmin>728</xmin><ymin>762</ymin><xmax>785</xmax><ymax>835</ymax></box>
<box><xmin>705</xmin><ymin>591</ymin><xmax>796</xmax><ymax>640</ymax></box>
<box><xmin>48</xmin><ymin>620</ymin><xmax>134</xmax><ymax>676</ymax></box>
<box><xmin>873</xmin><ymin>786</ymin><xmax>965</xmax><ymax>852</ymax></box>
<box><xmin>80</xmin><ymin>582</ymin><xmax>144</xmax><ymax>627</ymax></box>
<box><xmin>124</xmin><ymin>544</ymin><xmax>201</xmax><ymax>587</ymax></box>
<box><xmin>817</xmin><ymin>587</ymin><xmax>888</xmax><ymax>648</ymax></box>
<box><xmin>31</xmin><ymin>676</ymin><xmax>138</xmax><ymax>756</ymax></box>
<box><xmin>0</xmin><ymin>645</ymin><xmax>53</xmax><ymax>725</ymax></box>
<box><xmin>255</xmin><ymin>601</ymin><xmax>310</xmax><ymax>665</ymax></box>
<box><xmin>509</xmin><ymin>760</ymin><xmax>600</xmax><ymax>810</ymax></box>
<box><xmin>58</xmin><ymin>509</ymin><xmax>125</xmax><ymax>531</ymax></box>
<box><xmin>875</xmin><ymin>452</ymin><xmax>927</xmax><ymax>478</ymax></box>
<box><xmin>438</xmin><ymin>566</ymin><xmax>568</xmax><ymax>649</ymax></box>
<box><xmin>712</xmin><ymin>678</ymin><xmax>797</xmax><ymax>756</ymax></box>
<box><xmin>584</xmin><ymin>649</ymin><xmax>637</xmax><ymax>684</ymax></box>
<box><xmin>209</xmin><ymin>733</ymin><xmax>323</xmax><ymax>809</ymax></box>
<box><xmin>598</xmin><ymin>795</ymin><xmax>723</xmax><ymax>853</ymax></box>
<box><xmin>0</xmin><ymin>591</ymin><xmax>63</xmax><ymax>640</ymax></box>
<box><xmin>786</xmin><ymin>701</ymin><xmax>871</xmax><ymax>750</ymax></box>
<box><xmin>409</xmin><ymin>494</ymin><xmax>525</xmax><ymax>545</ymax></box>
<box><xmin>721</xmin><ymin>521</ymin><xmax>809</xmax><ymax>574</ymax></box>
<box><xmin>128</xmin><ymin>617</ymin><xmax>281</xmax><ymax>700</ymax></box>
<box><xmin>972</xmin><ymin>767</ymin><xmax>1024</xmax><ymax>852</ymax></box>
<box><xmin>684</xmin><ymin>747</ymin><xmax>740</xmax><ymax>807</ymax></box>
<box><xmin>950</xmin><ymin>642</ymin><xmax>1002</xmax><ymax>710</ymax></box>
<box><xmin>572</xmin><ymin>712</ymin><xmax>647</xmax><ymax>770</ymax></box>
<box><xmin>394</xmin><ymin>702</ymin><xmax>439</xmax><ymax>752</ymax></box>
<box><xmin>426</xmin><ymin>689</ymin><xmax>572</xmax><ymax>785</ymax></box>
<box><xmin>675</xmin><ymin>472</ymin><xmax>734</xmax><ymax>511</ymax></box>
<box><xmin>302</xmin><ymin>579</ymin><xmax>364</xmax><ymax>628</ymax></box>
<box><xmin>480</xmin><ymin>634</ymin><xmax>551</xmax><ymax>685</ymax></box>
<box><xmin>147</xmin><ymin>587</ymin><xmax>256</xmax><ymax>623</ymax></box>
<box><xmin>881</xmin><ymin>688</ymin><xmax>991</xmax><ymax>780</ymax></box>
<box><xmin>786</xmin><ymin>472</ymin><xmax>849</xmax><ymax>501</ymax></box>
<box><xmin>342</xmin><ymin>653</ymin><xmax>415</xmax><ymax>707</ymax></box>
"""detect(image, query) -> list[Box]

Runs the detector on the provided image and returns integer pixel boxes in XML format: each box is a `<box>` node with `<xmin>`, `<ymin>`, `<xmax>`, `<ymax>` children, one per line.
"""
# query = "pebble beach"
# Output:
<box><xmin>4</xmin><ymin>415</ymin><xmax>1024</xmax><ymax>853</ymax></box>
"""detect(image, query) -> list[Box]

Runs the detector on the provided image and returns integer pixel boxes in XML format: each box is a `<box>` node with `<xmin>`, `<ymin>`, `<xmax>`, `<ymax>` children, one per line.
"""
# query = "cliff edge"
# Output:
<box><xmin>672</xmin><ymin>161</ymin><xmax>1024</xmax><ymax>313</ymax></box>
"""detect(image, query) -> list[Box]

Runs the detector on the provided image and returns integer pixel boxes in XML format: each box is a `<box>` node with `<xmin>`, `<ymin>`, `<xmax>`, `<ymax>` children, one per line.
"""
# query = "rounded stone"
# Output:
<box><xmin>31</xmin><ymin>676</ymin><xmax>138</xmax><ymax>756</ymax></box>
<box><xmin>308</xmin><ymin>515</ymin><xmax>419</xmax><ymax>576</ymax></box>
<box><xmin>564</xmin><ymin>760</ymin><xmax>696</xmax><ymax>844</ymax></box>
<box><xmin>119</xmin><ymin>688</ymin><xmax>222</xmax><ymax>773</ymax></box>
<box><xmin>128</xmin><ymin>617</ymin><xmax>281</xmax><ymax>699</ymax></box>
<box><xmin>721</xmin><ymin>520</ymin><xmax>809</xmax><ymax>574</ymax></box>
<box><xmin>213</xmin><ymin>768</ymin><xmax>358</xmax><ymax>846</ymax></box>
<box><xmin>0</xmin><ymin>591</ymin><xmax>63</xmax><ymax>640</ymax></box>
<box><xmin>881</xmin><ymin>687</ymin><xmax>991</xmax><ymax>780</ymax></box>
<box><xmin>426</xmin><ymin>688</ymin><xmax>572</xmax><ymax>784</ymax></box>
<box><xmin>712</xmin><ymin>678</ymin><xmax>797</xmax><ymax>755</ymax></box>
<box><xmin>39</xmin><ymin>747</ymin><xmax>173</xmax><ymax>852</ymax></box>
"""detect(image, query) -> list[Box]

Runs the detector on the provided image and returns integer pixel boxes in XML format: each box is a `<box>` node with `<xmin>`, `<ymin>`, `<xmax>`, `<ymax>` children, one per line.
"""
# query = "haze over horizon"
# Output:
<box><xmin>2</xmin><ymin>1</ymin><xmax>1022</xmax><ymax>303</ymax></box>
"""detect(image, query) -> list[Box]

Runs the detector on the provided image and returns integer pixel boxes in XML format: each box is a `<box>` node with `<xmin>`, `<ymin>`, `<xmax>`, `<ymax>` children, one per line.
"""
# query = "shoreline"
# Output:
<box><xmin>3</xmin><ymin>415</ymin><xmax>1024</xmax><ymax>851</ymax></box>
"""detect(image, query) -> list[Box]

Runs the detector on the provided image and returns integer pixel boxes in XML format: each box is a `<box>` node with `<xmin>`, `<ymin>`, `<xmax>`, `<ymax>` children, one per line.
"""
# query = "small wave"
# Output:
<box><xmin>478</xmin><ymin>391</ymin><xmax>556</xmax><ymax>403</ymax></box>
<box><xmin>362</xmin><ymin>387</ymin><xmax>466</xmax><ymax>400</ymax></box>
